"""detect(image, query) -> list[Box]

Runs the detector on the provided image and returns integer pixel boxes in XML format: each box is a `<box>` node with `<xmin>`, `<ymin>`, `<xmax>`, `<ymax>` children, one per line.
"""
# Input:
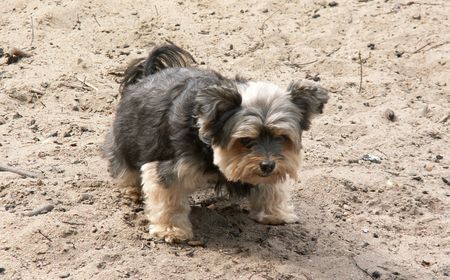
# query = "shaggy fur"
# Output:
<box><xmin>103</xmin><ymin>44</ymin><xmax>329</xmax><ymax>242</ymax></box>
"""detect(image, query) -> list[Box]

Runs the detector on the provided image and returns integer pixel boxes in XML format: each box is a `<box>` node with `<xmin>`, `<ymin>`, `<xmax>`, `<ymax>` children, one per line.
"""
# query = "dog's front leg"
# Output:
<box><xmin>141</xmin><ymin>162</ymin><xmax>193</xmax><ymax>243</ymax></box>
<box><xmin>249</xmin><ymin>182</ymin><xmax>299</xmax><ymax>225</ymax></box>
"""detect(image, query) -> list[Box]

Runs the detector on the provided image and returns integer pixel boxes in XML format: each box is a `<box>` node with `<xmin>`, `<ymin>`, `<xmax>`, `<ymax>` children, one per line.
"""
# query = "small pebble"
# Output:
<box><xmin>0</xmin><ymin>267</ymin><xmax>5</xmax><ymax>274</ymax></box>
<box><xmin>79</xmin><ymin>193</ymin><xmax>93</xmax><ymax>202</ymax></box>
<box><xmin>439</xmin><ymin>112</ymin><xmax>450</xmax><ymax>123</ymax></box>
<box><xmin>421</xmin><ymin>104</ymin><xmax>430</xmax><ymax>117</ymax></box>
<box><xmin>412</xmin><ymin>176</ymin><xmax>423</xmax><ymax>182</ymax></box>
<box><xmin>412</xmin><ymin>14</ymin><xmax>421</xmax><ymax>20</ymax></box>
<box><xmin>59</xmin><ymin>272</ymin><xmax>70</xmax><ymax>278</ymax></box>
<box><xmin>328</xmin><ymin>1</ymin><xmax>338</xmax><ymax>7</ymax></box>
<box><xmin>361</xmin><ymin>154</ymin><xmax>382</xmax><ymax>164</ymax></box>
<box><xmin>424</xmin><ymin>163</ymin><xmax>433</xmax><ymax>172</ymax></box>
<box><xmin>185</xmin><ymin>250</ymin><xmax>195</xmax><ymax>257</ymax></box>
<box><xmin>13</xmin><ymin>112</ymin><xmax>23</xmax><ymax>119</ymax></box>
<box><xmin>372</xmin><ymin>271</ymin><xmax>381</xmax><ymax>278</ymax></box>
<box><xmin>367</xmin><ymin>43</ymin><xmax>375</xmax><ymax>50</ymax></box>
<box><xmin>24</xmin><ymin>203</ymin><xmax>54</xmax><ymax>216</ymax></box>
<box><xmin>395</xmin><ymin>50</ymin><xmax>404</xmax><ymax>58</ymax></box>
<box><xmin>384</xmin><ymin>109</ymin><xmax>396</xmax><ymax>121</ymax></box>
<box><xmin>442</xmin><ymin>176</ymin><xmax>450</xmax><ymax>186</ymax></box>
<box><xmin>187</xmin><ymin>240</ymin><xmax>205</xmax><ymax>247</ymax></box>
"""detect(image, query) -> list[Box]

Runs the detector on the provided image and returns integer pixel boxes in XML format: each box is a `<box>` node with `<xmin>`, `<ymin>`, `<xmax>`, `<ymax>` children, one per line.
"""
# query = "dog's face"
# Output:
<box><xmin>196</xmin><ymin>79</ymin><xmax>328</xmax><ymax>185</ymax></box>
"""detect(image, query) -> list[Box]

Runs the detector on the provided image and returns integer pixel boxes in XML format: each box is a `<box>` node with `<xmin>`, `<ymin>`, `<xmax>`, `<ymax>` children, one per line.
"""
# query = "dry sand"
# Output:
<box><xmin>1</xmin><ymin>0</ymin><xmax>449</xmax><ymax>279</ymax></box>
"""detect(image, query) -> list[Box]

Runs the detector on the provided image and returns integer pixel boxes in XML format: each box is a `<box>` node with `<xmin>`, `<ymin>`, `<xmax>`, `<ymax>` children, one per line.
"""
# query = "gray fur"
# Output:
<box><xmin>288</xmin><ymin>80</ymin><xmax>330</xmax><ymax>130</ymax></box>
<box><xmin>103</xmin><ymin>44</ymin><xmax>329</xmax><ymax>195</ymax></box>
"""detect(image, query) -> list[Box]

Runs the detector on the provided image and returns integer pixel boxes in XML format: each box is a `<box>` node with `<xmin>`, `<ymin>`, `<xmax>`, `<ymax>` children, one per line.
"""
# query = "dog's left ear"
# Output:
<box><xmin>288</xmin><ymin>80</ymin><xmax>329</xmax><ymax>130</ymax></box>
<box><xmin>195</xmin><ymin>80</ymin><xmax>242</xmax><ymax>144</ymax></box>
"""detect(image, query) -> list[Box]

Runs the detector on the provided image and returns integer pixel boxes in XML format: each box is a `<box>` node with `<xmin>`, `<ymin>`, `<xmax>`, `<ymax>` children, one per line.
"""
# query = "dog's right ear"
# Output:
<box><xmin>195</xmin><ymin>80</ymin><xmax>242</xmax><ymax>145</ymax></box>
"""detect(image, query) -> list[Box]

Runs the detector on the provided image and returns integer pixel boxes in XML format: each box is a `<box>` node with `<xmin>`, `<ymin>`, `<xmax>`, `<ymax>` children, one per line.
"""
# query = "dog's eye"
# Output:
<box><xmin>277</xmin><ymin>135</ymin><xmax>290</xmax><ymax>143</ymax></box>
<box><xmin>239</xmin><ymin>137</ymin><xmax>253</xmax><ymax>148</ymax></box>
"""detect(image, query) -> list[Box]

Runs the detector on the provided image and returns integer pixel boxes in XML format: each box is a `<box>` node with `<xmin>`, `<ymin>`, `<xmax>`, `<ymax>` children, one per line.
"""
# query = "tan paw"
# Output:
<box><xmin>252</xmin><ymin>211</ymin><xmax>299</xmax><ymax>225</ymax></box>
<box><xmin>149</xmin><ymin>224</ymin><xmax>193</xmax><ymax>243</ymax></box>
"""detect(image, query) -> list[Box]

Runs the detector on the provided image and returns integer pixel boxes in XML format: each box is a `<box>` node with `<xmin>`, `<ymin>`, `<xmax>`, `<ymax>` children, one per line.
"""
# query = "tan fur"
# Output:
<box><xmin>141</xmin><ymin>163</ymin><xmax>193</xmax><ymax>243</ymax></box>
<box><xmin>213</xmin><ymin>142</ymin><xmax>300</xmax><ymax>186</ymax></box>
<box><xmin>117</xmin><ymin>168</ymin><xmax>141</xmax><ymax>202</ymax></box>
<box><xmin>175</xmin><ymin>157</ymin><xmax>216</xmax><ymax>191</ymax></box>
<box><xmin>249</xmin><ymin>181</ymin><xmax>298</xmax><ymax>225</ymax></box>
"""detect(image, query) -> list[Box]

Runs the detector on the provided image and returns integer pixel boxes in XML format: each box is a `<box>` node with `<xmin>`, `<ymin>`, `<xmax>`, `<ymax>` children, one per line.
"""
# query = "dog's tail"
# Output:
<box><xmin>120</xmin><ymin>44</ymin><xmax>196</xmax><ymax>93</ymax></box>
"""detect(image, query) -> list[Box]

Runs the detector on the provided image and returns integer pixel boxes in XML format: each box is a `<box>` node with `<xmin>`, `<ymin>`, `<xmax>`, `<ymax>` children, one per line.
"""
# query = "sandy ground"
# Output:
<box><xmin>1</xmin><ymin>0</ymin><xmax>449</xmax><ymax>279</ymax></box>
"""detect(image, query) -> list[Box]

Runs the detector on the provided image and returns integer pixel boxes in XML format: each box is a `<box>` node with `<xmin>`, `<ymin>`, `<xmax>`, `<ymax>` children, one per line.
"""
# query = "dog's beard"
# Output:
<box><xmin>212</xmin><ymin>144</ymin><xmax>300</xmax><ymax>186</ymax></box>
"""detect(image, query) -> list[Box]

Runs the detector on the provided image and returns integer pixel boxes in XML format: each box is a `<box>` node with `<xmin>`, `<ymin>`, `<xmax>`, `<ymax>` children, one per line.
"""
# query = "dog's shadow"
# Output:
<box><xmin>128</xmin><ymin>194</ymin><xmax>317</xmax><ymax>259</ymax></box>
<box><xmin>188</xmin><ymin>200</ymin><xmax>317</xmax><ymax>258</ymax></box>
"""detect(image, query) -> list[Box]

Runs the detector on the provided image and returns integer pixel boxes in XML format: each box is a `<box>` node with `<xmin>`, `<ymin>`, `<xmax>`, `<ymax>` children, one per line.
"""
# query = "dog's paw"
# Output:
<box><xmin>149</xmin><ymin>224</ymin><xmax>193</xmax><ymax>243</ymax></box>
<box><xmin>252</xmin><ymin>211</ymin><xmax>299</xmax><ymax>225</ymax></box>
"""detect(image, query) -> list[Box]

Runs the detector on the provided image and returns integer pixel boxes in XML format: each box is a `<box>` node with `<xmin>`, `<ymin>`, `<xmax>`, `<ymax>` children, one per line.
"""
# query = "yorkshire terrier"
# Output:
<box><xmin>103</xmin><ymin>44</ymin><xmax>329</xmax><ymax>242</ymax></box>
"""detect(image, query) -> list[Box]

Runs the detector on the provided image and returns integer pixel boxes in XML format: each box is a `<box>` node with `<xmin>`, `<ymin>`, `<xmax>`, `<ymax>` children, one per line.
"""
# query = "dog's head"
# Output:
<box><xmin>195</xmin><ymin>79</ymin><xmax>329</xmax><ymax>185</ymax></box>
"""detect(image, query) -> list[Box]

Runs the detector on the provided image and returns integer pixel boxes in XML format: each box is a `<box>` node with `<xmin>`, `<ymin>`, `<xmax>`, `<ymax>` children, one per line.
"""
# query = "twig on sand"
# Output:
<box><xmin>358</xmin><ymin>51</ymin><xmax>363</xmax><ymax>94</ymax></box>
<box><xmin>141</xmin><ymin>242</ymin><xmax>152</xmax><ymax>250</ymax></box>
<box><xmin>284</xmin><ymin>59</ymin><xmax>320</xmax><ymax>69</ymax></box>
<box><xmin>92</xmin><ymin>14</ymin><xmax>101</xmax><ymax>27</ymax></box>
<box><xmin>411</xmin><ymin>40</ymin><xmax>449</xmax><ymax>54</ymax></box>
<box><xmin>0</xmin><ymin>164</ymin><xmax>42</xmax><ymax>178</ymax></box>
<box><xmin>30</xmin><ymin>88</ymin><xmax>45</xmax><ymax>96</ymax></box>
<box><xmin>418</xmin><ymin>41</ymin><xmax>449</xmax><ymax>54</ymax></box>
<box><xmin>439</xmin><ymin>112</ymin><xmax>450</xmax><ymax>123</ymax></box>
<box><xmin>260</xmin><ymin>9</ymin><xmax>281</xmax><ymax>34</ymax></box>
<box><xmin>30</xmin><ymin>89</ymin><xmax>47</xmax><ymax>108</ymax></box>
<box><xmin>165</xmin><ymin>38</ymin><xmax>176</xmax><ymax>45</ymax></box>
<box><xmin>75</xmin><ymin>76</ymin><xmax>98</xmax><ymax>91</ymax></box>
<box><xmin>61</xmin><ymin>220</ymin><xmax>86</xmax><ymax>226</ymax></box>
<box><xmin>326</xmin><ymin>46</ymin><xmax>341</xmax><ymax>57</ymax></box>
<box><xmin>37</xmin><ymin>230</ymin><xmax>52</xmax><ymax>242</ymax></box>
<box><xmin>412</xmin><ymin>42</ymin><xmax>432</xmax><ymax>54</ymax></box>
<box><xmin>351</xmin><ymin>256</ymin><xmax>375</xmax><ymax>279</ymax></box>
<box><xmin>30</xmin><ymin>15</ymin><xmax>35</xmax><ymax>47</ymax></box>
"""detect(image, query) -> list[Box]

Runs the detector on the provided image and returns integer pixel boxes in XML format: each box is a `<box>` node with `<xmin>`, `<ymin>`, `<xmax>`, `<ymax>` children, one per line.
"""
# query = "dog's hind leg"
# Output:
<box><xmin>117</xmin><ymin>168</ymin><xmax>142</xmax><ymax>202</ymax></box>
<box><xmin>141</xmin><ymin>162</ymin><xmax>193</xmax><ymax>243</ymax></box>
<box><xmin>249</xmin><ymin>182</ymin><xmax>299</xmax><ymax>225</ymax></box>
<box><xmin>103</xmin><ymin>131</ymin><xmax>142</xmax><ymax>202</ymax></box>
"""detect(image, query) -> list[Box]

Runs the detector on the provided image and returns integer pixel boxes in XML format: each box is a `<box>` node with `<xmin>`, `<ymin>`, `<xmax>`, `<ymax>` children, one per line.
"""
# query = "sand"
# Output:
<box><xmin>1</xmin><ymin>0</ymin><xmax>449</xmax><ymax>279</ymax></box>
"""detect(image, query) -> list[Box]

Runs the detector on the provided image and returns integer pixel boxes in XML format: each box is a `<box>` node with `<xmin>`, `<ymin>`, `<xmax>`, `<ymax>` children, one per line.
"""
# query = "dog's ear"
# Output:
<box><xmin>195</xmin><ymin>80</ymin><xmax>242</xmax><ymax>145</ymax></box>
<box><xmin>288</xmin><ymin>80</ymin><xmax>329</xmax><ymax>130</ymax></box>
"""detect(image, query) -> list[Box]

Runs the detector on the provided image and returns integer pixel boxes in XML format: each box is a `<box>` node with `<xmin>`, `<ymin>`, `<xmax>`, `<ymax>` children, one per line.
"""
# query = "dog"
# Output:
<box><xmin>103</xmin><ymin>44</ymin><xmax>329</xmax><ymax>242</ymax></box>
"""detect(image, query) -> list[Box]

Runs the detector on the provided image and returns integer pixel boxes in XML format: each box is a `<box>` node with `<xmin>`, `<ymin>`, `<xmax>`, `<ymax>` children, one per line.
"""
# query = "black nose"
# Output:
<box><xmin>260</xmin><ymin>160</ymin><xmax>275</xmax><ymax>174</ymax></box>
